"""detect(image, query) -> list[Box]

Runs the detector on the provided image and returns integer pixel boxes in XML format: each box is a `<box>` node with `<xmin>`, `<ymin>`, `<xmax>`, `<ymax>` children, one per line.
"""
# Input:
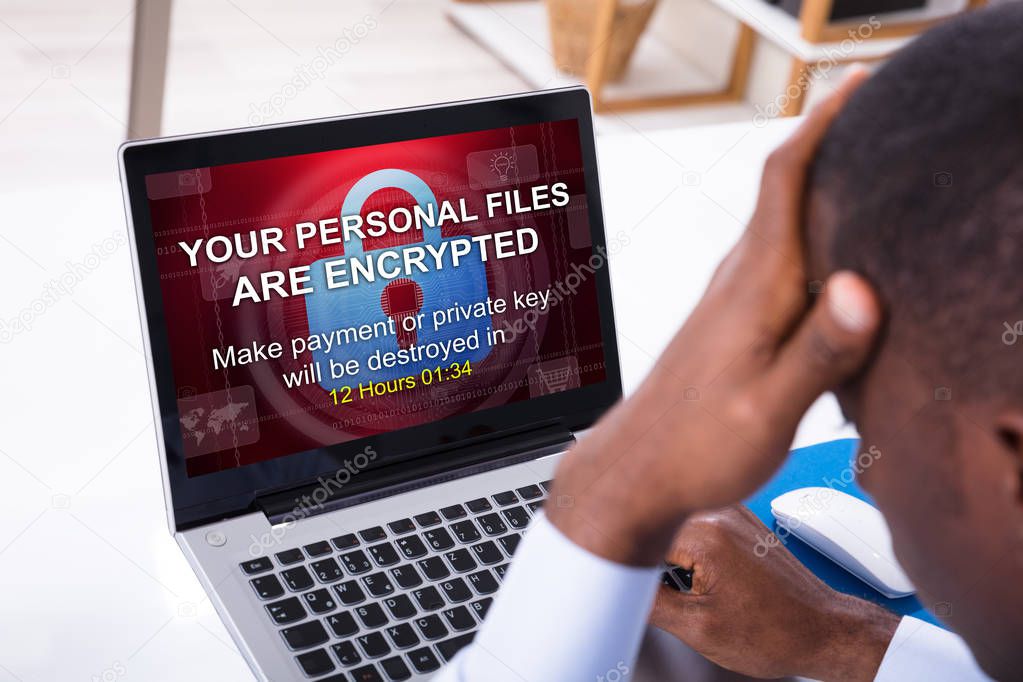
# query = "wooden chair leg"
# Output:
<box><xmin>586</xmin><ymin>0</ymin><xmax>619</xmax><ymax>109</ymax></box>
<box><xmin>727</xmin><ymin>22</ymin><xmax>755</xmax><ymax>99</ymax></box>
<box><xmin>780</xmin><ymin>57</ymin><xmax>811</xmax><ymax>117</ymax></box>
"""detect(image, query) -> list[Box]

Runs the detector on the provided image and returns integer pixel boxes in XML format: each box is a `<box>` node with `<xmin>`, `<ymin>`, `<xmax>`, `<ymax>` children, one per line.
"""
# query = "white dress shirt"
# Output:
<box><xmin>434</xmin><ymin>512</ymin><xmax>991</xmax><ymax>682</ymax></box>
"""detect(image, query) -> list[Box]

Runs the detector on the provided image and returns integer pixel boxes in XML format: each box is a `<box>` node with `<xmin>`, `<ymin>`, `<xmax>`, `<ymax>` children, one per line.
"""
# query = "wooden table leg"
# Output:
<box><xmin>727</xmin><ymin>22</ymin><xmax>755</xmax><ymax>99</ymax></box>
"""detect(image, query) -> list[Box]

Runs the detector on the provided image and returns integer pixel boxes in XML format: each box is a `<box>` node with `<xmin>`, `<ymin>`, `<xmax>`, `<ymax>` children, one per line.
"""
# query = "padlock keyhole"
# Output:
<box><xmin>380</xmin><ymin>278</ymin><xmax>424</xmax><ymax>349</ymax></box>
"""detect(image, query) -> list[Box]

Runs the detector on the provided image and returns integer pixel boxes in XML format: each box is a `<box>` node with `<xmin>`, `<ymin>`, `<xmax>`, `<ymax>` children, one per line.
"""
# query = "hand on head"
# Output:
<box><xmin>547</xmin><ymin>66</ymin><xmax>880</xmax><ymax>567</ymax></box>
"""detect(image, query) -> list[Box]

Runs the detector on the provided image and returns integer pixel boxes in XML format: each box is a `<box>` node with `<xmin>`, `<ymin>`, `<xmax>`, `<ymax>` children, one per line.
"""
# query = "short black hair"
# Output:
<box><xmin>810</xmin><ymin>2</ymin><xmax>1023</xmax><ymax>400</ymax></box>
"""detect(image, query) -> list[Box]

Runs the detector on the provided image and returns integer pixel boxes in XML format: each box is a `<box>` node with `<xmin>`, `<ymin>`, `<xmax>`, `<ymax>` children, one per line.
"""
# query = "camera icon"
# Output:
<box><xmin>556</xmin><ymin>494</ymin><xmax>574</xmax><ymax>509</ymax></box>
<box><xmin>177</xmin><ymin>172</ymin><xmax>197</xmax><ymax>187</ymax></box>
<box><xmin>933</xmin><ymin>172</ymin><xmax>953</xmax><ymax>187</ymax></box>
<box><xmin>933</xmin><ymin>601</ymin><xmax>952</xmax><ymax>617</ymax></box>
<box><xmin>178</xmin><ymin>601</ymin><xmax>197</xmax><ymax>618</ymax></box>
<box><xmin>51</xmin><ymin>493</ymin><xmax>71</xmax><ymax>509</ymax></box>
<box><xmin>934</xmin><ymin>386</ymin><xmax>952</xmax><ymax>401</ymax></box>
<box><xmin>808</xmin><ymin>280</ymin><xmax>825</xmax><ymax>295</ymax></box>
<box><xmin>683</xmin><ymin>386</ymin><xmax>701</xmax><ymax>401</ymax></box>
<box><xmin>681</xmin><ymin>171</ymin><xmax>702</xmax><ymax>187</ymax></box>
<box><xmin>51</xmin><ymin>64</ymin><xmax>70</xmax><ymax>79</ymax></box>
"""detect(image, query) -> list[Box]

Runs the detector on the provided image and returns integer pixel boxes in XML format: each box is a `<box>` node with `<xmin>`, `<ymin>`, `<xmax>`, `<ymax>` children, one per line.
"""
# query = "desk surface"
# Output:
<box><xmin>0</xmin><ymin>117</ymin><xmax>861</xmax><ymax>680</ymax></box>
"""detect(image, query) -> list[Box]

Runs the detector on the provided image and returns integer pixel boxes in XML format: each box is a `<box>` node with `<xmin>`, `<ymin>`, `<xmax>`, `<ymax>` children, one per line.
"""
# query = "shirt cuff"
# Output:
<box><xmin>437</xmin><ymin>511</ymin><xmax>661</xmax><ymax>682</ymax></box>
<box><xmin>875</xmin><ymin>616</ymin><xmax>990</xmax><ymax>681</ymax></box>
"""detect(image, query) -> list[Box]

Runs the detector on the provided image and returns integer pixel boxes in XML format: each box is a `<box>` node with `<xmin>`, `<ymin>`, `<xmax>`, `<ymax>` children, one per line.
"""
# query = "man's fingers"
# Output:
<box><xmin>754</xmin><ymin>66</ymin><xmax>871</xmax><ymax>241</ymax></box>
<box><xmin>761</xmin><ymin>271</ymin><xmax>881</xmax><ymax>422</ymax></box>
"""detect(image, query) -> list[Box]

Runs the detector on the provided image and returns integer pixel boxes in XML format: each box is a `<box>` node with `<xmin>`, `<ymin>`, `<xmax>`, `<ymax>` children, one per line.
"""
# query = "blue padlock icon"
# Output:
<box><xmin>305</xmin><ymin>169</ymin><xmax>492</xmax><ymax>389</ymax></box>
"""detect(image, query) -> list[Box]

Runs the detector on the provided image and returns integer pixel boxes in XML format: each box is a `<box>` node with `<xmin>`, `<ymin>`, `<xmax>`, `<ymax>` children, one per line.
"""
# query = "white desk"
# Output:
<box><xmin>0</xmin><ymin>117</ymin><xmax>852</xmax><ymax>681</ymax></box>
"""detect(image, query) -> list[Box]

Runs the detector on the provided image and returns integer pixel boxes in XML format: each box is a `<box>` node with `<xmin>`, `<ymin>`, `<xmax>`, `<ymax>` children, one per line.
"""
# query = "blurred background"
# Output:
<box><xmin>0</xmin><ymin>0</ymin><xmax>991</xmax><ymax>680</ymax></box>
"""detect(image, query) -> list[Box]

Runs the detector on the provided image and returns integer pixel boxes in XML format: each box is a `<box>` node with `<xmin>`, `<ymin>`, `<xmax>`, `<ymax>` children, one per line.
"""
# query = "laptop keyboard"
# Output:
<box><xmin>240</xmin><ymin>480</ymin><xmax>552</xmax><ymax>681</ymax></box>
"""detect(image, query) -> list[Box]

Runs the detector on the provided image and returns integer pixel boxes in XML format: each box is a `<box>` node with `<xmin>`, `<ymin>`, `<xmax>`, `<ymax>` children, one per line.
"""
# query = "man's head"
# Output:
<box><xmin>807</xmin><ymin>4</ymin><xmax>1023</xmax><ymax>676</ymax></box>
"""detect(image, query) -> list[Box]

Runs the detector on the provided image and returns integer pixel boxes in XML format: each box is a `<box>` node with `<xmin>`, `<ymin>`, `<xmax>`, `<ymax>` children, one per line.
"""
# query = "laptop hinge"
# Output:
<box><xmin>255</xmin><ymin>424</ymin><xmax>574</xmax><ymax>526</ymax></box>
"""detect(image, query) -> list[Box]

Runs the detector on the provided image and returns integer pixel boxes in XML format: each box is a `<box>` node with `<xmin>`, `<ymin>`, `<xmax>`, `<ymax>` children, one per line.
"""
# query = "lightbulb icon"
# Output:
<box><xmin>489</xmin><ymin>151</ymin><xmax>516</xmax><ymax>182</ymax></box>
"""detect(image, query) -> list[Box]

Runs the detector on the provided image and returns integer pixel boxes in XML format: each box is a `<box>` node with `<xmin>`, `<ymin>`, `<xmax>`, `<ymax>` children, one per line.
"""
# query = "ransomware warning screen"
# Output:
<box><xmin>146</xmin><ymin>119</ymin><xmax>611</xmax><ymax>477</ymax></box>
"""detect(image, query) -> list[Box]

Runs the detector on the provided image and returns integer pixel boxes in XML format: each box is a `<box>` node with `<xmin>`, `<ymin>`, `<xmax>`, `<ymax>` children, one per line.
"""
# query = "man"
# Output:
<box><xmin>437</xmin><ymin>64</ymin><xmax>884</xmax><ymax>682</ymax></box>
<box><xmin>653</xmin><ymin>5</ymin><xmax>1022</xmax><ymax>680</ymax></box>
<box><xmin>438</xmin><ymin>4</ymin><xmax>1018</xmax><ymax>680</ymax></box>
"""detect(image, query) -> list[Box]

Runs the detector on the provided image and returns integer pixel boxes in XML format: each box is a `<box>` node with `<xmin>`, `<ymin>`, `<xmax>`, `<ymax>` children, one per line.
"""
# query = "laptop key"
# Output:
<box><xmin>266</xmin><ymin>596</ymin><xmax>306</xmax><ymax>625</ymax></box>
<box><xmin>332</xmin><ymin>533</ymin><xmax>359</xmax><ymax>550</ymax></box>
<box><xmin>240</xmin><ymin>557</ymin><xmax>273</xmax><ymax>575</ymax></box>
<box><xmin>341</xmin><ymin>550</ymin><xmax>373</xmax><ymax>574</ymax></box>
<box><xmin>494</xmin><ymin>564</ymin><xmax>510</xmax><ymax>581</ymax></box>
<box><xmin>442</xmin><ymin>605</ymin><xmax>476</xmax><ymax>631</ymax></box>
<box><xmin>527</xmin><ymin>501</ymin><xmax>544</xmax><ymax>514</ymax></box>
<box><xmin>389</xmin><ymin>564</ymin><xmax>422</xmax><ymax>589</ymax></box>
<box><xmin>439</xmin><ymin>504</ymin><xmax>467</xmax><ymax>521</ymax></box>
<box><xmin>304</xmin><ymin>540</ymin><xmax>333</xmax><ymax>557</ymax></box>
<box><xmin>437</xmin><ymin>632</ymin><xmax>476</xmax><ymax>662</ymax></box>
<box><xmin>417</xmin><ymin>556</ymin><xmax>449</xmax><ymax>581</ymax></box>
<box><xmin>302</xmin><ymin>588</ymin><xmax>337</xmax><ymax>614</ymax></box>
<box><xmin>282</xmin><ymin>566</ymin><xmax>314</xmax><ymax>592</ymax></box>
<box><xmin>326</xmin><ymin>611</ymin><xmax>359</xmax><ymax>638</ymax></box>
<box><xmin>383</xmin><ymin>593</ymin><xmax>417</xmax><ymax>620</ymax></box>
<box><xmin>464</xmin><ymin>498</ymin><xmax>492</xmax><ymax>513</ymax></box>
<box><xmin>424</xmin><ymin>527</ymin><xmax>455</xmax><ymax>552</ymax></box>
<box><xmin>368</xmin><ymin>543</ymin><xmax>400</xmax><ymax>567</ymax></box>
<box><xmin>440</xmin><ymin>577</ymin><xmax>472</xmax><ymax>603</ymax></box>
<box><xmin>450</xmin><ymin>520</ymin><xmax>481</xmax><ymax>544</ymax></box>
<box><xmin>333</xmin><ymin>580</ymin><xmax>366</xmax><ymax>606</ymax></box>
<box><xmin>357</xmin><ymin>631</ymin><xmax>391</xmax><ymax>658</ymax></box>
<box><xmin>275</xmin><ymin>548</ymin><xmax>304</xmax><ymax>566</ymax></box>
<box><xmin>468</xmin><ymin>569</ymin><xmax>499</xmax><ymax>596</ymax></box>
<box><xmin>355</xmin><ymin>603</ymin><xmax>388</xmax><ymax>629</ymax></box>
<box><xmin>515</xmin><ymin>484</ymin><xmax>544</xmax><ymax>501</ymax></box>
<box><xmin>362</xmin><ymin>572</ymin><xmax>395</xmax><ymax>598</ymax></box>
<box><xmin>351</xmin><ymin>664</ymin><xmax>383</xmax><ymax>682</ymax></box>
<box><xmin>470</xmin><ymin>540</ymin><xmax>502</xmax><ymax>565</ymax></box>
<box><xmin>332</xmin><ymin>640</ymin><xmax>362</xmax><ymax>666</ymax></box>
<box><xmin>407</xmin><ymin>647</ymin><xmax>441</xmax><ymax>674</ymax></box>
<box><xmin>444</xmin><ymin>548</ymin><xmax>477</xmax><ymax>573</ymax></box>
<box><xmin>312</xmin><ymin>558</ymin><xmax>345</xmax><ymax>583</ymax></box>
<box><xmin>540</xmin><ymin>479</ymin><xmax>553</xmax><ymax>491</ymax></box>
<box><xmin>499</xmin><ymin>533</ymin><xmax>521</xmax><ymax>557</ymax></box>
<box><xmin>250</xmin><ymin>574</ymin><xmax>284</xmax><ymax>600</ymax></box>
<box><xmin>380</xmin><ymin>655</ymin><xmax>412</xmax><ymax>680</ymax></box>
<box><xmin>395</xmin><ymin>536</ymin><xmax>428</xmax><ymax>560</ymax></box>
<box><xmin>492</xmin><ymin>491</ymin><xmax>518</xmax><ymax>506</ymax></box>
<box><xmin>281</xmin><ymin>620</ymin><xmax>329</xmax><ymax>650</ymax></box>
<box><xmin>470</xmin><ymin>597</ymin><xmax>493</xmax><ymax>620</ymax></box>
<box><xmin>414</xmin><ymin>614</ymin><xmax>448</xmax><ymax>640</ymax></box>
<box><xmin>360</xmin><ymin>526</ymin><xmax>387</xmax><ymax>542</ymax></box>
<box><xmin>387</xmin><ymin>518</ymin><xmax>416</xmax><ymax>535</ymax></box>
<box><xmin>411</xmin><ymin>586</ymin><xmax>445</xmax><ymax>611</ymax></box>
<box><xmin>295</xmin><ymin>648</ymin><xmax>335</xmax><ymax>677</ymax></box>
<box><xmin>503</xmin><ymin>506</ymin><xmax>530</xmax><ymax>530</ymax></box>
<box><xmin>386</xmin><ymin>622</ymin><xmax>420</xmax><ymax>649</ymax></box>
<box><xmin>413</xmin><ymin>511</ymin><xmax>441</xmax><ymax>527</ymax></box>
<box><xmin>477</xmin><ymin>513</ymin><xmax>507</xmax><ymax>536</ymax></box>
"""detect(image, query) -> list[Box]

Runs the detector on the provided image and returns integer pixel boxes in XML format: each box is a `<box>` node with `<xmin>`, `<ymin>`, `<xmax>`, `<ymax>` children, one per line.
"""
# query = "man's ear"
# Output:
<box><xmin>994</xmin><ymin>412</ymin><xmax>1023</xmax><ymax>505</ymax></box>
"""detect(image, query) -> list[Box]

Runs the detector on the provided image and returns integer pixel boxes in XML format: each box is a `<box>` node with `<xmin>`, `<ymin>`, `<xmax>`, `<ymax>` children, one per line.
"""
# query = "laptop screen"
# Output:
<box><xmin>142</xmin><ymin>117</ymin><xmax>615</xmax><ymax>478</ymax></box>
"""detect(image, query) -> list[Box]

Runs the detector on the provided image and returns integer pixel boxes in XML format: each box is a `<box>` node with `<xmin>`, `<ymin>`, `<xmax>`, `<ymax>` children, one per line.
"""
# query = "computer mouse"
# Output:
<box><xmin>770</xmin><ymin>487</ymin><xmax>915</xmax><ymax>599</ymax></box>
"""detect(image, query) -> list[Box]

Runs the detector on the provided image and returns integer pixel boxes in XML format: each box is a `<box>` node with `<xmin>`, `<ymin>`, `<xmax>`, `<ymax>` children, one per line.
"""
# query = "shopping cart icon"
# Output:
<box><xmin>529</xmin><ymin>356</ymin><xmax>581</xmax><ymax>397</ymax></box>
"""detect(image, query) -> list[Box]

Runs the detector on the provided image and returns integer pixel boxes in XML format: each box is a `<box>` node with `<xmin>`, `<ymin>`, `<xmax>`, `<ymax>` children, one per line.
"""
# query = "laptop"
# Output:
<box><xmin>118</xmin><ymin>87</ymin><xmax>622</xmax><ymax>681</ymax></box>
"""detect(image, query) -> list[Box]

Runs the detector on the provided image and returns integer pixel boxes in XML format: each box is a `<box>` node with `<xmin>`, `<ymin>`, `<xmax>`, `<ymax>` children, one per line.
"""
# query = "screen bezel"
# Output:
<box><xmin>120</xmin><ymin>87</ymin><xmax>622</xmax><ymax>530</ymax></box>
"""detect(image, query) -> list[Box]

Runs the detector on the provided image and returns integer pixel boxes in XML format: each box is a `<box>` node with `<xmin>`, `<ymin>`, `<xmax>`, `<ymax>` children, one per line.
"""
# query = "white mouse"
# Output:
<box><xmin>770</xmin><ymin>487</ymin><xmax>915</xmax><ymax>599</ymax></box>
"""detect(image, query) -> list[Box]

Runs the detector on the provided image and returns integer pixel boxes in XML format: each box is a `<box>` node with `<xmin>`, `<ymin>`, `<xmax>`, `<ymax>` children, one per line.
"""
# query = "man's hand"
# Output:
<box><xmin>547</xmin><ymin>66</ymin><xmax>880</xmax><ymax>566</ymax></box>
<box><xmin>651</xmin><ymin>507</ymin><xmax>899</xmax><ymax>682</ymax></box>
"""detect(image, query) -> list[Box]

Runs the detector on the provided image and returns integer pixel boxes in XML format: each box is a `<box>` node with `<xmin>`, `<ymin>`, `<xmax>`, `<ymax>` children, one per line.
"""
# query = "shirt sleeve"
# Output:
<box><xmin>432</xmin><ymin>511</ymin><xmax>661</xmax><ymax>682</ymax></box>
<box><xmin>875</xmin><ymin>616</ymin><xmax>991</xmax><ymax>681</ymax></box>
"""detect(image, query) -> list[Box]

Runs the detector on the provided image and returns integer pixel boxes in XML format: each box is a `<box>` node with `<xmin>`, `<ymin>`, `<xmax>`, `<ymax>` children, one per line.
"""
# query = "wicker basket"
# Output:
<box><xmin>547</xmin><ymin>0</ymin><xmax>659</xmax><ymax>82</ymax></box>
